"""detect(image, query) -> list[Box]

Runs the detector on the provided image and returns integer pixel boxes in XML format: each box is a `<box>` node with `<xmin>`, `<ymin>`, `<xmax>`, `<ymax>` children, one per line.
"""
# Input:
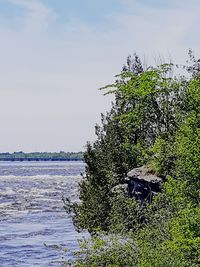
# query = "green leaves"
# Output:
<box><xmin>68</xmin><ymin>53</ymin><xmax>200</xmax><ymax>267</ymax></box>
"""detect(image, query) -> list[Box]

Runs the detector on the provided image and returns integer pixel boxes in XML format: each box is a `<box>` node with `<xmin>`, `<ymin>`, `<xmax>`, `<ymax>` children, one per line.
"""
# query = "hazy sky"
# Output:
<box><xmin>0</xmin><ymin>0</ymin><xmax>200</xmax><ymax>152</ymax></box>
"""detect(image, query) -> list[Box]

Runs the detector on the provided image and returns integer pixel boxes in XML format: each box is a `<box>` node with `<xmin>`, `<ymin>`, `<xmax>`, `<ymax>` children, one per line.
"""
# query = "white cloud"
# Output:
<box><xmin>8</xmin><ymin>0</ymin><xmax>56</xmax><ymax>32</ymax></box>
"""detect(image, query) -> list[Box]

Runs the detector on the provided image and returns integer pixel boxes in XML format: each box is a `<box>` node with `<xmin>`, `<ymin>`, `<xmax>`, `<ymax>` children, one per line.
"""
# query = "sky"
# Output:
<box><xmin>0</xmin><ymin>0</ymin><xmax>200</xmax><ymax>152</ymax></box>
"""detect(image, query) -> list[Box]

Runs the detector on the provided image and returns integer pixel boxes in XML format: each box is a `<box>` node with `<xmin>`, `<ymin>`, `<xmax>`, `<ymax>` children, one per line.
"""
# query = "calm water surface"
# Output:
<box><xmin>0</xmin><ymin>161</ymin><xmax>86</xmax><ymax>267</ymax></box>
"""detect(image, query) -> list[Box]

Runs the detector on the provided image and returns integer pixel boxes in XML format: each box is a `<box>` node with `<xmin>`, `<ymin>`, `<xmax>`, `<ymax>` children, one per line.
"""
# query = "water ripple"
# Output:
<box><xmin>0</xmin><ymin>162</ymin><xmax>87</xmax><ymax>266</ymax></box>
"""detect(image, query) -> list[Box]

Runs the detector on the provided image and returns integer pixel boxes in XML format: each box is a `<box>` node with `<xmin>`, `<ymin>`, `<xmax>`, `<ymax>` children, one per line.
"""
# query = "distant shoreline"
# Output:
<box><xmin>0</xmin><ymin>152</ymin><xmax>84</xmax><ymax>162</ymax></box>
<box><xmin>0</xmin><ymin>158</ymin><xmax>83</xmax><ymax>162</ymax></box>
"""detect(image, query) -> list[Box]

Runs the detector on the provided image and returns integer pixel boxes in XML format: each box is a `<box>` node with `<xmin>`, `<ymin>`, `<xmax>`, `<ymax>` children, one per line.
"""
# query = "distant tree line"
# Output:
<box><xmin>0</xmin><ymin>151</ymin><xmax>84</xmax><ymax>161</ymax></box>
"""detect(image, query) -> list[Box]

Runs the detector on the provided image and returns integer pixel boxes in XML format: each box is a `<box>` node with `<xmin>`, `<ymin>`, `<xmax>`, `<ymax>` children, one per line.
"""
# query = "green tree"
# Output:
<box><xmin>70</xmin><ymin>56</ymin><xmax>188</xmax><ymax>233</ymax></box>
<box><xmin>66</xmin><ymin>52</ymin><xmax>200</xmax><ymax>267</ymax></box>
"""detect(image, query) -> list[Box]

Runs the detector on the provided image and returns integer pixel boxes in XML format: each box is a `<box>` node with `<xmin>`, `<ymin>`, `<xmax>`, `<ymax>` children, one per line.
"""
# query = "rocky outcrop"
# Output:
<box><xmin>112</xmin><ymin>166</ymin><xmax>162</xmax><ymax>203</ymax></box>
<box><xmin>126</xmin><ymin>166</ymin><xmax>162</xmax><ymax>203</ymax></box>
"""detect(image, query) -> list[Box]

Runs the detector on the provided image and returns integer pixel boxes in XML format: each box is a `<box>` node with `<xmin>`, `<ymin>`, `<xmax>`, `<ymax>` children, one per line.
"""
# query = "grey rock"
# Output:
<box><xmin>126</xmin><ymin>166</ymin><xmax>162</xmax><ymax>203</ymax></box>
<box><xmin>127</xmin><ymin>166</ymin><xmax>162</xmax><ymax>183</ymax></box>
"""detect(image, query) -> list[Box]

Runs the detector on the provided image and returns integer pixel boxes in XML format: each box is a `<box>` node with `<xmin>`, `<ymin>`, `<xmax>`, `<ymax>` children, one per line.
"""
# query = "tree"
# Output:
<box><xmin>69</xmin><ymin>55</ymin><xmax>189</xmax><ymax>233</ymax></box>
<box><xmin>66</xmin><ymin>52</ymin><xmax>200</xmax><ymax>267</ymax></box>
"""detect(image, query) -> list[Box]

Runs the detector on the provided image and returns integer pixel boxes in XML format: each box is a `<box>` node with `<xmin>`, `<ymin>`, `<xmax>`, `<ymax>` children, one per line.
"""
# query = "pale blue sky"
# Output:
<box><xmin>0</xmin><ymin>0</ymin><xmax>199</xmax><ymax>152</ymax></box>
<box><xmin>0</xmin><ymin>0</ymin><xmax>123</xmax><ymax>27</ymax></box>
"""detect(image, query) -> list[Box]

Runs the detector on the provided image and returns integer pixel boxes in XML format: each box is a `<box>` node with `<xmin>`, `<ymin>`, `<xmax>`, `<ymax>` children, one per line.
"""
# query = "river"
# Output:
<box><xmin>0</xmin><ymin>161</ymin><xmax>86</xmax><ymax>266</ymax></box>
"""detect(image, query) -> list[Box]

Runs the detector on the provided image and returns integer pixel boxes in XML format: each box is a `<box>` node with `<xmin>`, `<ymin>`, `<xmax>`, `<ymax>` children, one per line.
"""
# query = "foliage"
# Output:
<box><xmin>66</xmin><ymin>52</ymin><xmax>200</xmax><ymax>266</ymax></box>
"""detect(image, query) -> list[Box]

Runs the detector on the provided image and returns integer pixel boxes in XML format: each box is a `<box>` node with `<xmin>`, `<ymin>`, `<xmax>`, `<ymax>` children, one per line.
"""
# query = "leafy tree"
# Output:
<box><xmin>70</xmin><ymin>55</ymin><xmax>189</xmax><ymax>233</ymax></box>
<box><xmin>66</xmin><ymin>52</ymin><xmax>200</xmax><ymax>267</ymax></box>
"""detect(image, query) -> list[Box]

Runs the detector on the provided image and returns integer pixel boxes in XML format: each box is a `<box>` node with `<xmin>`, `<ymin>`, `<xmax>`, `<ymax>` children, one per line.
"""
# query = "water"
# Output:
<box><xmin>0</xmin><ymin>161</ymin><xmax>86</xmax><ymax>267</ymax></box>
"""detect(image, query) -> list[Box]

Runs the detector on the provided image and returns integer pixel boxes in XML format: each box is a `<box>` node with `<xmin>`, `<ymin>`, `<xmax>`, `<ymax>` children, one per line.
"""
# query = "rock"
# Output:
<box><xmin>127</xmin><ymin>166</ymin><xmax>162</xmax><ymax>183</ymax></box>
<box><xmin>127</xmin><ymin>166</ymin><xmax>162</xmax><ymax>203</ymax></box>
<box><xmin>111</xmin><ymin>166</ymin><xmax>162</xmax><ymax>203</ymax></box>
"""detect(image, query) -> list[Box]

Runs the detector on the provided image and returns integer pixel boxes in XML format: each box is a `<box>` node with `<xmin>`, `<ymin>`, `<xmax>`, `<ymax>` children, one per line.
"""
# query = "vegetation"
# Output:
<box><xmin>65</xmin><ymin>51</ymin><xmax>200</xmax><ymax>266</ymax></box>
<box><xmin>0</xmin><ymin>151</ymin><xmax>83</xmax><ymax>161</ymax></box>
